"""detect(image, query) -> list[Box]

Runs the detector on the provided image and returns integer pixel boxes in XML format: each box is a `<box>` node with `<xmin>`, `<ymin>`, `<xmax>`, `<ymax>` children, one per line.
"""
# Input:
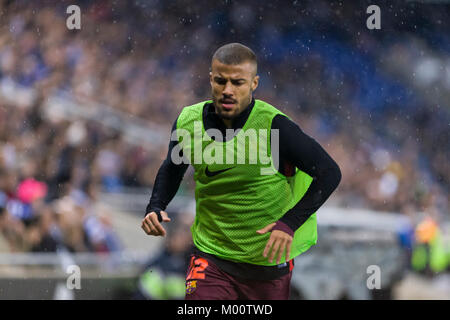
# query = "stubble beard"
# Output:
<box><xmin>213</xmin><ymin>91</ymin><xmax>252</xmax><ymax>121</ymax></box>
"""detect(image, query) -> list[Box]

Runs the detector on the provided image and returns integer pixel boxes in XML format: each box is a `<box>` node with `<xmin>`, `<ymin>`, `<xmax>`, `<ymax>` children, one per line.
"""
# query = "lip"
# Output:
<box><xmin>220</xmin><ymin>101</ymin><xmax>236</xmax><ymax>110</ymax></box>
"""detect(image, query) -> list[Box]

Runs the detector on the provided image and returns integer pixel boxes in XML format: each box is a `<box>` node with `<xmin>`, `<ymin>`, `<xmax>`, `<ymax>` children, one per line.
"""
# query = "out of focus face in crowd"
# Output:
<box><xmin>210</xmin><ymin>59</ymin><xmax>259</xmax><ymax>124</ymax></box>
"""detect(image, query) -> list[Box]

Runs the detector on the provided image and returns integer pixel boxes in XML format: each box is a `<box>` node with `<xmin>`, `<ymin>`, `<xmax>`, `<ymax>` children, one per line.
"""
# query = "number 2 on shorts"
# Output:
<box><xmin>187</xmin><ymin>257</ymin><xmax>209</xmax><ymax>280</ymax></box>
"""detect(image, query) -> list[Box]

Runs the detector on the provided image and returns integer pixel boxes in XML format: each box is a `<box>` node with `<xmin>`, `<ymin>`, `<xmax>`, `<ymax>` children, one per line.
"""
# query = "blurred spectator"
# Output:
<box><xmin>411</xmin><ymin>216</ymin><xmax>449</xmax><ymax>275</ymax></box>
<box><xmin>0</xmin><ymin>190</ymin><xmax>27</xmax><ymax>252</ymax></box>
<box><xmin>135</xmin><ymin>212</ymin><xmax>194</xmax><ymax>300</ymax></box>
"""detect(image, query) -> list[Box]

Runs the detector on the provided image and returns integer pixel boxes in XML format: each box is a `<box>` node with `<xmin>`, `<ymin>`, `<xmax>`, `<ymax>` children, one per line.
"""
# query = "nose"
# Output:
<box><xmin>222</xmin><ymin>80</ymin><xmax>234</xmax><ymax>96</ymax></box>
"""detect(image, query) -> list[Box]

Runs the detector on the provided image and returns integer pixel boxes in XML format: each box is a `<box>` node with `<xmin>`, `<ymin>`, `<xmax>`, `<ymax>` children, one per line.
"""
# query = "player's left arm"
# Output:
<box><xmin>257</xmin><ymin>114</ymin><xmax>342</xmax><ymax>264</ymax></box>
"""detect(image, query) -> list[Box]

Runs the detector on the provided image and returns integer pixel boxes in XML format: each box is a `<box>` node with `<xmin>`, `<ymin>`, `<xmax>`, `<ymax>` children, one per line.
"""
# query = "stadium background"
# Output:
<box><xmin>0</xmin><ymin>0</ymin><xmax>448</xmax><ymax>299</ymax></box>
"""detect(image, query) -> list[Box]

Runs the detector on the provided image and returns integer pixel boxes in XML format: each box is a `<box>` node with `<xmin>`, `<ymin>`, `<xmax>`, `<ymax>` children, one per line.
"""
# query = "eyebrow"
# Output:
<box><xmin>214</xmin><ymin>76</ymin><xmax>246</xmax><ymax>82</ymax></box>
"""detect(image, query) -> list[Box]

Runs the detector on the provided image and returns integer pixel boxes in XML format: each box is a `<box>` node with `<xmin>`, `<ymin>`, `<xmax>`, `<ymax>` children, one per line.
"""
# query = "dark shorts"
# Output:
<box><xmin>185</xmin><ymin>254</ymin><xmax>293</xmax><ymax>300</ymax></box>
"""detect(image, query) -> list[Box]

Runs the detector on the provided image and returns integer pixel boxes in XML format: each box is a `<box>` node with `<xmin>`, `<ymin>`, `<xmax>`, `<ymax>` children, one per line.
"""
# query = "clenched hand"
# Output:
<box><xmin>141</xmin><ymin>211</ymin><xmax>171</xmax><ymax>237</ymax></box>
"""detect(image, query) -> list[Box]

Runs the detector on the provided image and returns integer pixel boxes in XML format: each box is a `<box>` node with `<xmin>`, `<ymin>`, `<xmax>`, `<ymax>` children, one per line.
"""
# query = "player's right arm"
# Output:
<box><xmin>142</xmin><ymin>117</ymin><xmax>189</xmax><ymax>237</ymax></box>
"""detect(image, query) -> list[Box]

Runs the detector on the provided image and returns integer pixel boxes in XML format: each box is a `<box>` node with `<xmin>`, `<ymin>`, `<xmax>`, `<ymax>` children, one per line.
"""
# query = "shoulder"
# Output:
<box><xmin>271</xmin><ymin>114</ymin><xmax>305</xmax><ymax>136</ymax></box>
<box><xmin>255</xmin><ymin>99</ymin><xmax>287</xmax><ymax>117</ymax></box>
<box><xmin>182</xmin><ymin>100</ymin><xmax>212</xmax><ymax>111</ymax></box>
<box><xmin>176</xmin><ymin>100</ymin><xmax>211</xmax><ymax>129</ymax></box>
<box><xmin>253</xmin><ymin>100</ymin><xmax>291</xmax><ymax>129</ymax></box>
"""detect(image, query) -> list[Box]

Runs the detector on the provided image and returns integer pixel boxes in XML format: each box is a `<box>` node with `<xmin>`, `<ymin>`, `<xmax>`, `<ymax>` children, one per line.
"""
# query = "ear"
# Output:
<box><xmin>209</xmin><ymin>71</ymin><xmax>213</xmax><ymax>86</ymax></box>
<box><xmin>251</xmin><ymin>75</ymin><xmax>259</xmax><ymax>92</ymax></box>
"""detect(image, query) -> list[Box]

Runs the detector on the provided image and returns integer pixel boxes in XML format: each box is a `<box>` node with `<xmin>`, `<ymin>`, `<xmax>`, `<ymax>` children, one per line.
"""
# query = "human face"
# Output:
<box><xmin>210</xmin><ymin>59</ymin><xmax>259</xmax><ymax>122</ymax></box>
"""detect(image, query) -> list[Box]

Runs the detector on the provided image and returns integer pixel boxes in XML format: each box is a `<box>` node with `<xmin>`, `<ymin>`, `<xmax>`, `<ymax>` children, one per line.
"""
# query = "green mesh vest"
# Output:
<box><xmin>176</xmin><ymin>99</ymin><xmax>317</xmax><ymax>265</ymax></box>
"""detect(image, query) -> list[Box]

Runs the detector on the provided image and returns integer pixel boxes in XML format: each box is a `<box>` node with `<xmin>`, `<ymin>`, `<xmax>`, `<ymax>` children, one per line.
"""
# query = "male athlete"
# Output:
<box><xmin>141</xmin><ymin>43</ymin><xmax>341</xmax><ymax>300</ymax></box>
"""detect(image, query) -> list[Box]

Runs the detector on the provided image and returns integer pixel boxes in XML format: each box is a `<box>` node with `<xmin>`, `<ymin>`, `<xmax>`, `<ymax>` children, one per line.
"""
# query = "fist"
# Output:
<box><xmin>141</xmin><ymin>211</ymin><xmax>171</xmax><ymax>237</ymax></box>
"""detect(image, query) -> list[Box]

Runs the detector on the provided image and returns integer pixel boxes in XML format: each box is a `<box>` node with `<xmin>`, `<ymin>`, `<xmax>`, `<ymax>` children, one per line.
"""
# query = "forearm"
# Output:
<box><xmin>278</xmin><ymin>165</ymin><xmax>341</xmax><ymax>232</ymax></box>
<box><xmin>272</xmin><ymin>115</ymin><xmax>342</xmax><ymax>233</ymax></box>
<box><xmin>146</xmin><ymin>159</ymin><xmax>188</xmax><ymax>214</ymax></box>
<box><xmin>145</xmin><ymin>117</ymin><xmax>189</xmax><ymax>215</ymax></box>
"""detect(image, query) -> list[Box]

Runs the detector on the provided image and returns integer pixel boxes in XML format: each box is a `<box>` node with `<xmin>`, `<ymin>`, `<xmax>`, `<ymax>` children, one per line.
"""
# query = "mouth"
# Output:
<box><xmin>220</xmin><ymin>99</ymin><xmax>236</xmax><ymax>111</ymax></box>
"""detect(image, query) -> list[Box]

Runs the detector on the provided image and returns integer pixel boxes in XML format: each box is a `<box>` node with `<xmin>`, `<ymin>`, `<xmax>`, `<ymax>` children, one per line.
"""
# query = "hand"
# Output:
<box><xmin>256</xmin><ymin>223</ymin><xmax>293</xmax><ymax>264</ymax></box>
<box><xmin>141</xmin><ymin>211</ymin><xmax>171</xmax><ymax>237</ymax></box>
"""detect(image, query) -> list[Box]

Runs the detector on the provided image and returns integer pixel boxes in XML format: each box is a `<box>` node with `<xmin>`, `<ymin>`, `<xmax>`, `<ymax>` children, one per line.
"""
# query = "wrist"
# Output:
<box><xmin>272</xmin><ymin>220</ymin><xmax>294</xmax><ymax>237</ymax></box>
<box><xmin>145</xmin><ymin>205</ymin><xmax>163</xmax><ymax>222</ymax></box>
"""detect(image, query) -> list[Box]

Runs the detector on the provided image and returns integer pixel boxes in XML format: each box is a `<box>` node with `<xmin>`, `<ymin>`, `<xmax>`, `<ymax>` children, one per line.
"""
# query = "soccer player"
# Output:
<box><xmin>141</xmin><ymin>43</ymin><xmax>341</xmax><ymax>300</ymax></box>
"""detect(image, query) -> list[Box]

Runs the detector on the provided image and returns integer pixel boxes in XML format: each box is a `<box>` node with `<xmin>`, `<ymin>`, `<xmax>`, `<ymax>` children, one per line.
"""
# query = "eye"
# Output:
<box><xmin>215</xmin><ymin>78</ymin><xmax>227</xmax><ymax>85</ymax></box>
<box><xmin>231</xmin><ymin>80</ymin><xmax>244</xmax><ymax>86</ymax></box>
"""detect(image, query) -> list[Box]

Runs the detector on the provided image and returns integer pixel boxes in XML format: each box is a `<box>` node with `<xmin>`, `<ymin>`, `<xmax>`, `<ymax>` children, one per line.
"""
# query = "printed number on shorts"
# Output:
<box><xmin>187</xmin><ymin>257</ymin><xmax>208</xmax><ymax>280</ymax></box>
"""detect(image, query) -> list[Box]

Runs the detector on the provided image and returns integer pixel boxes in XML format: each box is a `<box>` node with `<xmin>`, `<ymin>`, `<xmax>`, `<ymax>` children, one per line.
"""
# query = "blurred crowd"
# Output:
<box><xmin>0</xmin><ymin>0</ymin><xmax>449</xmax><ymax>253</ymax></box>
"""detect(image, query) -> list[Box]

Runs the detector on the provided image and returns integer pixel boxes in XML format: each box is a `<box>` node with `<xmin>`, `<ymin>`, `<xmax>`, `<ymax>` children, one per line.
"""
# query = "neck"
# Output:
<box><xmin>222</xmin><ymin>118</ymin><xmax>233</xmax><ymax>128</ymax></box>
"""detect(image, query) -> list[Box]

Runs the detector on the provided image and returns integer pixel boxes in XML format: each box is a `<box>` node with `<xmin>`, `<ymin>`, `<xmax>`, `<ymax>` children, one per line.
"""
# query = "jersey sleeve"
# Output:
<box><xmin>272</xmin><ymin>114</ymin><xmax>341</xmax><ymax>232</ymax></box>
<box><xmin>145</xmin><ymin>117</ymin><xmax>189</xmax><ymax>216</ymax></box>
